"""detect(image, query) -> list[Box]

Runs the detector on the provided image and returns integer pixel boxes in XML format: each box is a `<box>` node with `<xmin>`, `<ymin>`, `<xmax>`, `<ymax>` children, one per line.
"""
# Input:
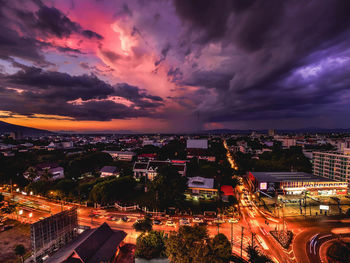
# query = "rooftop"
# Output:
<box><xmin>47</xmin><ymin>223</ymin><xmax>126</xmax><ymax>263</ymax></box>
<box><xmin>188</xmin><ymin>176</ymin><xmax>214</xmax><ymax>189</ymax></box>
<box><xmin>100</xmin><ymin>166</ymin><xmax>117</xmax><ymax>173</ymax></box>
<box><xmin>250</xmin><ymin>172</ymin><xmax>338</xmax><ymax>183</ymax></box>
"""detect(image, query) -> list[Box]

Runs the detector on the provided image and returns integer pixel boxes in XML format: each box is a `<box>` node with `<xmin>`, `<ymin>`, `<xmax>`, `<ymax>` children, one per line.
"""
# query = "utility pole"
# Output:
<box><xmin>240</xmin><ymin>226</ymin><xmax>244</xmax><ymax>258</ymax></box>
<box><xmin>230</xmin><ymin>221</ymin><xmax>234</xmax><ymax>246</ymax></box>
<box><xmin>251</xmin><ymin>232</ymin><xmax>255</xmax><ymax>248</ymax></box>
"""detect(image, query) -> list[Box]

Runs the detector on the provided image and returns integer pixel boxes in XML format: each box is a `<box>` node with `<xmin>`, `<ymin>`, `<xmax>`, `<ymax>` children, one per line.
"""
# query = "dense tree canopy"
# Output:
<box><xmin>166</xmin><ymin>226</ymin><xmax>232</xmax><ymax>263</ymax></box>
<box><xmin>133</xmin><ymin>215</ymin><xmax>153</xmax><ymax>232</ymax></box>
<box><xmin>89</xmin><ymin>176</ymin><xmax>136</xmax><ymax>204</ymax></box>
<box><xmin>135</xmin><ymin>230</ymin><xmax>167</xmax><ymax>260</ymax></box>
<box><xmin>148</xmin><ymin>165</ymin><xmax>188</xmax><ymax>209</ymax></box>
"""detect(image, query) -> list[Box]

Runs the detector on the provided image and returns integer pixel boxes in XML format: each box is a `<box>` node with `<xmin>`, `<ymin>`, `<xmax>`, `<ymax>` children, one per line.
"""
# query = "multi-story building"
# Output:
<box><xmin>313</xmin><ymin>152</ymin><xmax>350</xmax><ymax>183</ymax></box>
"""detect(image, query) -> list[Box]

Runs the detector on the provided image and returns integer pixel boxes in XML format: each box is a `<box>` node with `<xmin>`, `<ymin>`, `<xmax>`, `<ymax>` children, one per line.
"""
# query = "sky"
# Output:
<box><xmin>0</xmin><ymin>0</ymin><xmax>350</xmax><ymax>133</ymax></box>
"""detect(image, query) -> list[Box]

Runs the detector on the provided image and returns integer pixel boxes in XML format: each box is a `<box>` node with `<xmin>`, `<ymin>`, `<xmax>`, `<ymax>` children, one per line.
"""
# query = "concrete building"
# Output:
<box><xmin>186</xmin><ymin>139</ymin><xmax>208</xmax><ymax>149</ymax></box>
<box><xmin>186</xmin><ymin>176</ymin><xmax>218</xmax><ymax>200</ymax></box>
<box><xmin>313</xmin><ymin>151</ymin><xmax>350</xmax><ymax>183</ymax></box>
<box><xmin>100</xmin><ymin>166</ymin><xmax>119</xmax><ymax>178</ymax></box>
<box><xmin>103</xmin><ymin>151</ymin><xmax>135</xmax><ymax>161</ymax></box>
<box><xmin>248</xmin><ymin>171</ymin><xmax>348</xmax><ymax>196</ymax></box>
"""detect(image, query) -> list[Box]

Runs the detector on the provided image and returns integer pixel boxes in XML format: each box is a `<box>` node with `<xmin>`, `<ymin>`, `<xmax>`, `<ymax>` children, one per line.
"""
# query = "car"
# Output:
<box><xmin>121</xmin><ymin>216</ymin><xmax>130</xmax><ymax>222</ymax></box>
<box><xmin>153</xmin><ymin>219</ymin><xmax>162</xmax><ymax>225</ymax></box>
<box><xmin>38</xmin><ymin>217</ymin><xmax>46</xmax><ymax>220</ymax></box>
<box><xmin>179</xmin><ymin>219</ymin><xmax>191</xmax><ymax>226</ymax></box>
<box><xmin>213</xmin><ymin>218</ymin><xmax>225</xmax><ymax>224</ymax></box>
<box><xmin>228</xmin><ymin>218</ymin><xmax>239</xmax><ymax>223</ymax></box>
<box><xmin>166</xmin><ymin>220</ymin><xmax>176</xmax><ymax>227</ymax></box>
<box><xmin>192</xmin><ymin>217</ymin><xmax>204</xmax><ymax>223</ymax></box>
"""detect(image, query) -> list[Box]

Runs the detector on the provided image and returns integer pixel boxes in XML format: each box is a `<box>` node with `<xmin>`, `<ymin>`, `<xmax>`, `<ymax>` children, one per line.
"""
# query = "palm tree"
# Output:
<box><xmin>26</xmin><ymin>167</ymin><xmax>38</xmax><ymax>181</ymax></box>
<box><xmin>14</xmin><ymin>244</ymin><xmax>26</xmax><ymax>263</ymax></box>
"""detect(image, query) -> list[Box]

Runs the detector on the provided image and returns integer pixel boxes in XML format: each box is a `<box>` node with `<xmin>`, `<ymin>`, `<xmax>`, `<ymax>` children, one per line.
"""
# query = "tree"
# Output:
<box><xmin>133</xmin><ymin>215</ymin><xmax>153</xmax><ymax>232</ymax></box>
<box><xmin>14</xmin><ymin>244</ymin><xmax>26</xmax><ymax>263</ymax></box>
<box><xmin>210</xmin><ymin>233</ymin><xmax>232</xmax><ymax>263</ymax></box>
<box><xmin>148</xmin><ymin>165</ymin><xmax>188</xmax><ymax>209</ymax></box>
<box><xmin>89</xmin><ymin>176</ymin><xmax>136</xmax><ymax>204</ymax></box>
<box><xmin>135</xmin><ymin>231</ymin><xmax>167</xmax><ymax>259</ymax></box>
<box><xmin>41</xmin><ymin>168</ymin><xmax>53</xmax><ymax>181</ymax></box>
<box><xmin>26</xmin><ymin>180</ymin><xmax>52</xmax><ymax>196</ymax></box>
<box><xmin>26</xmin><ymin>166</ymin><xmax>38</xmax><ymax>181</ymax></box>
<box><xmin>166</xmin><ymin>225</ymin><xmax>209</xmax><ymax>263</ymax></box>
<box><xmin>247</xmin><ymin>245</ymin><xmax>273</xmax><ymax>263</ymax></box>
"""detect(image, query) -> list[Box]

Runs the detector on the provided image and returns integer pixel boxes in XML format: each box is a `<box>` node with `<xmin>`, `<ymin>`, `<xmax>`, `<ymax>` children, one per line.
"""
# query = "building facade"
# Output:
<box><xmin>313</xmin><ymin>151</ymin><xmax>350</xmax><ymax>183</ymax></box>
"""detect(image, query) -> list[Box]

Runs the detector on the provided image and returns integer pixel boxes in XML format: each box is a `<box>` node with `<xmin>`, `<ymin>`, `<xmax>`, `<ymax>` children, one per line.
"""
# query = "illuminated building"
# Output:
<box><xmin>313</xmin><ymin>151</ymin><xmax>350</xmax><ymax>184</ymax></box>
<box><xmin>248</xmin><ymin>171</ymin><xmax>348</xmax><ymax>196</ymax></box>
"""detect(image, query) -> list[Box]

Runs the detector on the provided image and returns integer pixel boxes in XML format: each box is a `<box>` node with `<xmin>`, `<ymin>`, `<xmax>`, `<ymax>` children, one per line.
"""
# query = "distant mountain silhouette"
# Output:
<box><xmin>0</xmin><ymin>121</ymin><xmax>53</xmax><ymax>136</ymax></box>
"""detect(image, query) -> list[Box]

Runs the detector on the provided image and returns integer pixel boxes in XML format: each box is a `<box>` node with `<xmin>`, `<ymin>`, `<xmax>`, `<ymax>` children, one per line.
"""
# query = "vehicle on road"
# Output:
<box><xmin>213</xmin><ymin>218</ymin><xmax>225</xmax><ymax>224</ymax></box>
<box><xmin>166</xmin><ymin>220</ymin><xmax>176</xmax><ymax>227</ymax></box>
<box><xmin>179</xmin><ymin>218</ymin><xmax>191</xmax><ymax>226</ymax></box>
<box><xmin>121</xmin><ymin>216</ymin><xmax>130</xmax><ymax>222</ymax></box>
<box><xmin>153</xmin><ymin>219</ymin><xmax>162</xmax><ymax>225</ymax></box>
<box><xmin>228</xmin><ymin>218</ymin><xmax>239</xmax><ymax>223</ymax></box>
<box><xmin>192</xmin><ymin>217</ymin><xmax>204</xmax><ymax>223</ymax></box>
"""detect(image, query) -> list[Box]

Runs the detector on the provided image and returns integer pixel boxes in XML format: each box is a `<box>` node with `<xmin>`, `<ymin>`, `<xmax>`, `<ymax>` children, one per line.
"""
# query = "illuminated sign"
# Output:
<box><xmin>260</xmin><ymin>182</ymin><xmax>267</xmax><ymax>190</ymax></box>
<box><xmin>319</xmin><ymin>205</ymin><xmax>329</xmax><ymax>210</ymax></box>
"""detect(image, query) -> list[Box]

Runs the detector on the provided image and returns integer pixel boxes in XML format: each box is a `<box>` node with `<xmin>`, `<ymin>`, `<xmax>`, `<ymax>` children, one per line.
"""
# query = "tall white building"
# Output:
<box><xmin>313</xmin><ymin>151</ymin><xmax>350</xmax><ymax>183</ymax></box>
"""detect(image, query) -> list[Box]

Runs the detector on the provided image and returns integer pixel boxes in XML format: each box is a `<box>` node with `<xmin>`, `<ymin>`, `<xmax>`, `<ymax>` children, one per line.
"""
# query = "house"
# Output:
<box><xmin>186</xmin><ymin>176</ymin><xmax>218</xmax><ymax>200</ymax></box>
<box><xmin>103</xmin><ymin>151</ymin><xmax>135</xmax><ymax>161</ymax></box>
<box><xmin>133</xmin><ymin>160</ymin><xmax>186</xmax><ymax>181</ymax></box>
<box><xmin>137</xmin><ymin>153</ymin><xmax>157</xmax><ymax>161</ymax></box>
<box><xmin>186</xmin><ymin>148</ymin><xmax>215</xmax><ymax>162</ymax></box>
<box><xmin>47</xmin><ymin>223</ymin><xmax>127</xmax><ymax>263</ymax></box>
<box><xmin>100</xmin><ymin>166</ymin><xmax>119</xmax><ymax>178</ymax></box>
<box><xmin>24</xmin><ymin>163</ymin><xmax>64</xmax><ymax>181</ymax></box>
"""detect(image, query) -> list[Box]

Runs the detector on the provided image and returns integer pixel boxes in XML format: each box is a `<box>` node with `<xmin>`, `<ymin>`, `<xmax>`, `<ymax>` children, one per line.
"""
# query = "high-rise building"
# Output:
<box><xmin>268</xmin><ymin>129</ymin><xmax>275</xmax><ymax>137</ymax></box>
<box><xmin>313</xmin><ymin>151</ymin><xmax>350</xmax><ymax>183</ymax></box>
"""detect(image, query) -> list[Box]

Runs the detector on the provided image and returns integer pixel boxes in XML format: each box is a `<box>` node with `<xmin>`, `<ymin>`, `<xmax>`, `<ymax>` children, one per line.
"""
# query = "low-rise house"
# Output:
<box><xmin>186</xmin><ymin>148</ymin><xmax>215</xmax><ymax>162</ymax></box>
<box><xmin>100</xmin><ymin>166</ymin><xmax>119</xmax><ymax>178</ymax></box>
<box><xmin>103</xmin><ymin>151</ymin><xmax>135</xmax><ymax>161</ymax></box>
<box><xmin>137</xmin><ymin>153</ymin><xmax>157</xmax><ymax>161</ymax></box>
<box><xmin>47</xmin><ymin>222</ymin><xmax>127</xmax><ymax>263</ymax></box>
<box><xmin>24</xmin><ymin>163</ymin><xmax>64</xmax><ymax>181</ymax></box>
<box><xmin>186</xmin><ymin>176</ymin><xmax>218</xmax><ymax>200</ymax></box>
<box><xmin>133</xmin><ymin>160</ymin><xmax>186</xmax><ymax>181</ymax></box>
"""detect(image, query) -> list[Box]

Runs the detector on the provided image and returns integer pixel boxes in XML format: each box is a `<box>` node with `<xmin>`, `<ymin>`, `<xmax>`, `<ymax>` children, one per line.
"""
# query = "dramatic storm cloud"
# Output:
<box><xmin>0</xmin><ymin>0</ymin><xmax>350</xmax><ymax>132</ymax></box>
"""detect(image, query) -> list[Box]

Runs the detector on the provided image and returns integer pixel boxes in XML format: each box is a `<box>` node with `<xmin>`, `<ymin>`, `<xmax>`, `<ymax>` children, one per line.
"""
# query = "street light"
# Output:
<box><xmin>19</xmin><ymin>210</ymin><xmax>23</xmax><ymax>215</ymax></box>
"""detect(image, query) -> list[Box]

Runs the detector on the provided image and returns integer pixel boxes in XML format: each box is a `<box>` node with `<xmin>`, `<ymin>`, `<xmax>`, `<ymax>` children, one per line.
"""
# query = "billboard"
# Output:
<box><xmin>31</xmin><ymin>207</ymin><xmax>78</xmax><ymax>262</ymax></box>
<box><xmin>259</xmin><ymin>182</ymin><xmax>267</xmax><ymax>190</ymax></box>
<box><xmin>319</xmin><ymin>205</ymin><xmax>329</xmax><ymax>210</ymax></box>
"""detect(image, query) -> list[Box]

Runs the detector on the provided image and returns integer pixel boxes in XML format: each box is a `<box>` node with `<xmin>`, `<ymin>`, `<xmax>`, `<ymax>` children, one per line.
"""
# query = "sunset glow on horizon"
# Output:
<box><xmin>1</xmin><ymin>0</ymin><xmax>350</xmax><ymax>132</ymax></box>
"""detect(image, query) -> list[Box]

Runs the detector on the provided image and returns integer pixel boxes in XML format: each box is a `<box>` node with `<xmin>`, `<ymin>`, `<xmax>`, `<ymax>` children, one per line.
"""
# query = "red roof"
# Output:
<box><xmin>221</xmin><ymin>185</ymin><xmax>234</xmax><ymax>196</ymax></box>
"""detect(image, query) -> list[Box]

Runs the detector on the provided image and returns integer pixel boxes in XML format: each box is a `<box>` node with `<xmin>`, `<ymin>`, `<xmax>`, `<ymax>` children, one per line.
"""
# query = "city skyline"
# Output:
<box><xmin>1</xmin><ymin>0</ymin><xmax>350</xmax><ymax>132</ymax></box>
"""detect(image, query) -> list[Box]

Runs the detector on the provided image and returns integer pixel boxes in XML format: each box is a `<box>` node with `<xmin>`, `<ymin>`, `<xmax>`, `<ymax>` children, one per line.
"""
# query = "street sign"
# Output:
<box><xmin>319</xmin><ymin>205</ymin><xmax>329</xmax><ymax>210</ymax></box>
